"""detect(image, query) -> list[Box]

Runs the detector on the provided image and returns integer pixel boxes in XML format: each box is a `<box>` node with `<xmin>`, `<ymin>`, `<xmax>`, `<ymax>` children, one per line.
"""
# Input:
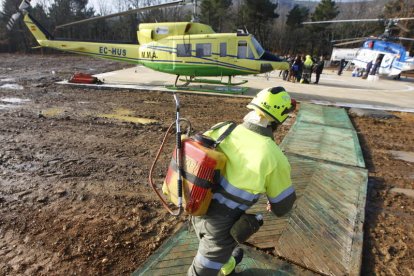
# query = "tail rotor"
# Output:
<box><xmin>6</xmin><ymin>0</ymin><xmax>31</xmax><ymax>31</ymax></box>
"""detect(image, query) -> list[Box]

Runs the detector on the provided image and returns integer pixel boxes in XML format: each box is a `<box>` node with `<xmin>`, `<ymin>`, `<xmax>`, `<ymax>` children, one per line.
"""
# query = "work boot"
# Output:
<box><xmin>232</xmin><ymin>247</ymin><xmax>244</xmax><ymax>265</ymax></box>
<box><xmin>228</xmin><ymin>247</ymin><xmax>244</xmax><ymax>275</ymax></box>
<box><xmin>220</xmin><ymin>247</ymin><xmax>244</xmax><ymax>275</ymax></box>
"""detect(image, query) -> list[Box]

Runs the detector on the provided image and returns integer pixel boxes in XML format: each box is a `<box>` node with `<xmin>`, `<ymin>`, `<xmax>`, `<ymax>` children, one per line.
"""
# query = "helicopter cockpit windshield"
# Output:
<box><xmin>252</xmin><ymin>36</ymin><xmax>265</xmax><ymax>58</ymax></box>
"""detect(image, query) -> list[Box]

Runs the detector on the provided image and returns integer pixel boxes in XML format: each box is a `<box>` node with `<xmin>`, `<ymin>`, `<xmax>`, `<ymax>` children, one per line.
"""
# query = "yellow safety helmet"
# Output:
<box><xmin>247</xmin><ymin>87</ymin><xmax>296</xmax><ymax>123</ymax></box>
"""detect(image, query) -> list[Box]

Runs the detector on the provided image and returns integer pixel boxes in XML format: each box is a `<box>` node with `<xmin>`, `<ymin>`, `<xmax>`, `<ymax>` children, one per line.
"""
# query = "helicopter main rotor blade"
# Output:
<box><xmin>303</xmin><ymin>19</ymin><xmax>380</xmax><ymax>25</ymax></box>
<box><xmin>398</xmin><ymin>37</ymin><xmax>414</xmax><ymax>42</ymax></box>
<box><xmin>56</xmin><ymin>0</ymin><xmax>185</xmax><ymax>29</ymax></box>
<box><xmin>331</xmin><ymin>37</ymin><xmax>368</xmax><ymax>43</ymax></box>
<box><xmin>395</xmin><ymin>17</ymin><xmax>414</xmax><ymax>21</ymax></box>
<box><xmin>304</xmin><ymin>17</ymin><xmax>414</xmax><ymax>25</ymax></box>
<box><xmin>334</xmin><ymin>39</ymin><xmax>367</xmax><ymax>46</ymax></box>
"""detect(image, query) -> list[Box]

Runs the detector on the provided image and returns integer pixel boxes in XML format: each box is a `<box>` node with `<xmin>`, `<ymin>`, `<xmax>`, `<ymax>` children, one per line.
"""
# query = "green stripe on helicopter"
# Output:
<box><xmin>141</xmin><ymin>61</ymin><xmax>254</xmax><ymax>76</ymax></box>
<box><xmin>66</xmin><ymin>50</ymin><xmax>257</xmax><ymax>76</ymax></box>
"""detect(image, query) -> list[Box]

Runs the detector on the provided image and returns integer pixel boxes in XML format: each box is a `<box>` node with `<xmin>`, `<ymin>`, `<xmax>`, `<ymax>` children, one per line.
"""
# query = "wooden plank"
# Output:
<box><xmin>256</xmin><ymin>222</ymin><xmax>288</xmax><ymax>231</ymax></box>
<box><xmin>292</xmin><ymin>211</ymin><xmax>346</xmax><ymax>270</ymax></box>
<box><xmin>280</xmin><ymin>215</ymin><xmax>345</xmax><ymax>276</ymax></box>
<box><xmin>276</xmin><ymin>164</ymin><xmax>368</xmax><ymax>275</ymax></box>
<box><xmin>304</xmin><ymin>189</ymin><xmax>356</xmax><ymax>233</ymax></box>
<box><xmin>293</xmin><ymin>202</ymin><xmax>347</xmax><ymax>264</ymax></box>
<box><xmin>154</xmin><ymin>256</ymin><xmax>194</xmax><ymax>269</ymax></box>
<box><xmin>162</xmin><ymin>249</ymin><xmax>197</xmax><ymax>261</ymax></box>
<box><xmin>296</xmin><ymin>103</ymin><xmax>354</xmax><ymax>129</ymax></box>
<box><xmin>300</xmin><ymin>193</ymin><xmax>353</xmax><ymax>251</ymax></box>
<box><xmin>274</xmin><ymin>104</ymin><xmax>368</xmax><ymax>275</ymax></box>
<box><xmin>248</xmin><ymin>234</ymin><xmax>280</xmax><ymax>245</ymax></box>
<box><xmin>149</xmin><ymin>266</ymin><xmax>189</xmax><ymax>275</ymax></box>
<box><xmin>135</xmin><ymin>232</ymin><xmax>319</xmax><ymax>275</ymax></box>
<box><xmin>281</xmin><ymin>122</ymin><xmax>365</xmax><ymax>168</ymax></box>
<box><xmin>349</xmin><ymin>172</ymin><xmax>368</xmax><ymax>276</ymax></box>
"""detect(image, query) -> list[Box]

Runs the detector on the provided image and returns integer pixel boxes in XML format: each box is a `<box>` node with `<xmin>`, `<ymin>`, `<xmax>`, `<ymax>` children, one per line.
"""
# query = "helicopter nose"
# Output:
<box><xmin>260</xmin><ymin>61</ymin><xmax>289</xmax><ymax>73</ymax></box>
<box><xmin>259</xmin><ymin>51</ymin><xmax>288</xmax><ymax>72</ymax></box>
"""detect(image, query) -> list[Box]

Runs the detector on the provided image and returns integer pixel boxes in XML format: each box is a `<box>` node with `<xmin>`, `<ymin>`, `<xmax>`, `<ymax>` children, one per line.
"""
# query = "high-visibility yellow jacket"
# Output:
<box><xmin>304</xmin><ymin>55</ymin><xmax>314</xmax><ymax>69</ymax></box>
<box><xmin>205</xmin><ymin>122</ymin><xmax>295</xmax><ymax>215</ymax></box>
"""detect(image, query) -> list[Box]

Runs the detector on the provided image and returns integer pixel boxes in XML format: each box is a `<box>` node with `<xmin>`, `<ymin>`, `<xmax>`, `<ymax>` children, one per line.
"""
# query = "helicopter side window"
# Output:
<box><xmin>238</xmin><ymin>41</ymin><xmax>248</xmax><ymax>58</ymax></box>
<box><xmin>248</xmin><ymin>47</ymin><xmax>255</xmax><ymax>59</ymax></box>
<box><xmin>177</xmin><ymin>44</ymin><xmax>192</xmax><ymax>57</ymax></box>
<box><xmin>220</xmin><ymin>43</ymin><xmax>227</xmax><ymax>57</ymax></box>
<box><xmin>251</xmin><ymin>36</ymin><xmax>265</xmax><ymax>58</ymax></box>
<box><xmin>196</xmin><ymin>43</ymin><xmax>212</xmax><ymax>58</ymax></box>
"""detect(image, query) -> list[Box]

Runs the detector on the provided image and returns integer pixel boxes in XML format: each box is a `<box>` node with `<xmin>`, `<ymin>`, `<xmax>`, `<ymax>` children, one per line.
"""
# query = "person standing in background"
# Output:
<box><xmin>313</xmin><ymin>56</ymin><xmax>325</xmax><ymax>84</ymax></box>
<box><xmin>337</xmin><ymin>58</ymin><xmax>346</xmax><ymax>75</ymax></box>
<box><xmin>362</xmin><ymin>60</ymin><xmax>373</xmax><ymax>79</ymax></box>
<box><xmin>301</xmin><ymin>55</ymin><xmax>314</xmax><ymax>84</ymax></box>
<box><xmin>292</xmin><ymin>56</ymin><xmax>303</xmax><ymax>83</ymax></box>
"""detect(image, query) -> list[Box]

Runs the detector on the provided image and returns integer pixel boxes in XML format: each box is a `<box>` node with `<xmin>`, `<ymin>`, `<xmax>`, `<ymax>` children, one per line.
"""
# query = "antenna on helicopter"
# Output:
<box><xmin>191</xmin><ymin>0</ymin><xmax>199</xmax><ymax>22</ymax></box>
<box><xmin>236</xmin><ymin>26</ymin><xmax>249</xmax><ymax>35</ymax></box>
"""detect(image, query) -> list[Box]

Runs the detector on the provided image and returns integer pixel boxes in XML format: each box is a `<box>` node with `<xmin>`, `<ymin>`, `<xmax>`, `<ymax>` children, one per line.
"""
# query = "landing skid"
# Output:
<box><xmin>179</xmin><ymin>76</ymin><xmax>248</xmax><ymax>86</ymax></box>
<box><xmin>167</xmin><ymin>75</ymin><xmax>248</xmax><ymax>94</ymax></box>
<box><xmin>166</xmin><ymin>85</ymin><xmax>248</xmax><ymax>94</ymax></box>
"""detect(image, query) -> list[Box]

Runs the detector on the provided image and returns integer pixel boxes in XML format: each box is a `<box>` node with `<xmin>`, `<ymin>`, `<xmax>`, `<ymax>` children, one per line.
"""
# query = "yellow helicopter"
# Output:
<box><xmin>7</xmin><ymin>0</ymin><xmax>288</xmax><ymax>89</ymax></box>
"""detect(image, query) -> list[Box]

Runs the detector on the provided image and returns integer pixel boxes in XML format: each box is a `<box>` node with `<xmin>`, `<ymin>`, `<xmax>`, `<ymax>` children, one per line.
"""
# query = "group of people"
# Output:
<box><xmin>280</xmin><ymin>55</ymin><xmax>325</xmax><ymax>84</ymax></box>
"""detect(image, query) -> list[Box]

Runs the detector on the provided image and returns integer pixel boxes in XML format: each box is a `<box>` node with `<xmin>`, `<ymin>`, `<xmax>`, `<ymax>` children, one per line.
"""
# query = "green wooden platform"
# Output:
<box><xmin>134</xmin><ymin>103</ymin><xmax>368</xmax><ymax>276</ymax></box>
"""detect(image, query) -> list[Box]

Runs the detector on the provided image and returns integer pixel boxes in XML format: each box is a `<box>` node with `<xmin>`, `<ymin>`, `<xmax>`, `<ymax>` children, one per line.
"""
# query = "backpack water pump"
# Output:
<box><xmin>149</xmin><ymin>94</ymin><xmax>234</xmax><ymax>216</ymax></box>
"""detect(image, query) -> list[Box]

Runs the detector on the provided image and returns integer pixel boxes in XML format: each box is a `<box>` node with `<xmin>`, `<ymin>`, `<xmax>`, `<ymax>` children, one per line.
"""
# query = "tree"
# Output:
<box><xmin>283</xmin><ymin>4</ymin><xmax>309</xmax><ymax>54</ymax></box>
<box><xmin>200</xmin><ymin>0</ymin><xmax>232</xmax><ymax>32</ymax></box>
<box><xmin>330</xmin><ymin>1</ymin><xmax>382</xmax><ymax>46</ymax></box>
<box><xmin>308</xmin><ymin>0</ymin><xmax>339</xmax><ymax>56</ymax></box>
<box><xmin>0</xmin><ymin>0</ymin><xmax>39</xmax><ymax>52</ymax></box>
<box><xmin>311</xmin><ymin>0</ymin><xmax>339</xmax><ymax>22</ymax></box>
<box><xmin>238</xmin><ymin>0</ymin><xmax>278</xmax><ymax>49</ymax></box>
<box><xmin>286</xmin><ymin>5</ymin><xmax>309</xmax><ymax>30</ymax></box>
<box><xmin>48</xmin><ymin>0</ymin><xmax>95</xmax><ymax>39</ymax></box>
<box><xmin>382</xmin><ymin>0</ymin><xmax>414</xmax><ymax>53</ymax></box>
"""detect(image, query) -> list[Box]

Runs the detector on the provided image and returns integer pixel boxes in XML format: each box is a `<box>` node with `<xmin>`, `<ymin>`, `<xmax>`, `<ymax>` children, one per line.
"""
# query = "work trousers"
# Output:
<box><xmin>187</xmin><ymin>213</ymin><xmax>239</xmax><ymax>276</ymax></box>
<box><xmin>315</xmin><ymin>73</ymin><xmax>321</xmax><ymax>84</ymax></box>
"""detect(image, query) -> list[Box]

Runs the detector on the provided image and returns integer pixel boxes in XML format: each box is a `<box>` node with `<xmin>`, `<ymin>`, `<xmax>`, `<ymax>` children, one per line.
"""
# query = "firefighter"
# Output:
<box><xmin>301</xmin><ymin>55</ymin><xmax>314</xmax><ymax>84</ymax></box>
<box><xmin>188</xmin><ymin>87</ymin><xmax>297</xmax><ymax>276</ymax></box>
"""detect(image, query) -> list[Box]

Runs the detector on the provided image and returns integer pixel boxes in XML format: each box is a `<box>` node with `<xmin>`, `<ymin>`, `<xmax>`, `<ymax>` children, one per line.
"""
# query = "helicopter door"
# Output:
<box><xmin>379</xmin><ymin>53</ymin><xmax>394</xmax><ymax>75</ymax></box>
<box><xmin>237</xmin><ymin>41</ymin><xmax>248</xmax><ymax>59</ymax></box>
<box><xmin>195</xmin><ymin>43</ymin><xmax>216</xmax><ymax>76</ymax></box>
<box><xmin>218</xmin><ymin>42</ymin><xmax>231</xmax><ymax>75</ymax></box>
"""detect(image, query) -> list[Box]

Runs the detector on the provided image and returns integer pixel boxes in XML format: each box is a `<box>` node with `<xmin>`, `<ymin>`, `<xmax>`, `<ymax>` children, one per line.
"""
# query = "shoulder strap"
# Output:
<box><xmin>213</xmin><ymin>122</ymin><xmax>237</xmax><ymax>148</ymax></box>
<box><xmin>209</xmin><ymin>121</ymin><xmax>233</xmax><ymax>131</ymax></box>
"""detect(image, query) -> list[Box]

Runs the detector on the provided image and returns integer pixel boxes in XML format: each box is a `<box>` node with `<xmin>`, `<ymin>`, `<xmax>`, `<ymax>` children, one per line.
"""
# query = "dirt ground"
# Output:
<box><xmin>0</xmin><ymin>54</ymin><xmax>413</xmax><ymax>275</ymax></box>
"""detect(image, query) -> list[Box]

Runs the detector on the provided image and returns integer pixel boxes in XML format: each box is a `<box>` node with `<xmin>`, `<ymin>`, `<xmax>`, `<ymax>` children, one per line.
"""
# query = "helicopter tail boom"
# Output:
<box><xmin>24</xmin><ymin>13</ymin><xmax>53</xmax><ymax>44</ymax></box>
<box><xmin>18</xmin><ymin>4</ymin><xmax>142</xmax><ymax>66</ymax></box>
